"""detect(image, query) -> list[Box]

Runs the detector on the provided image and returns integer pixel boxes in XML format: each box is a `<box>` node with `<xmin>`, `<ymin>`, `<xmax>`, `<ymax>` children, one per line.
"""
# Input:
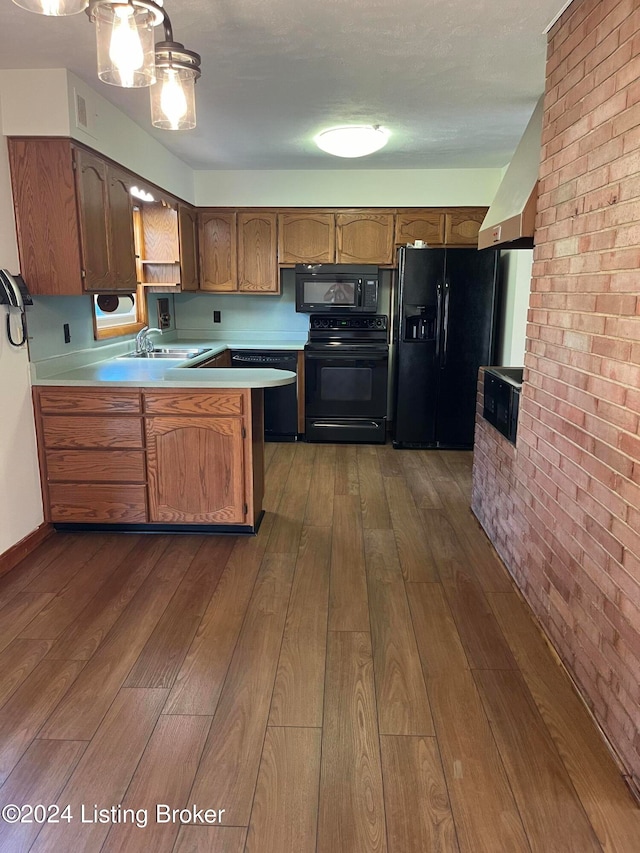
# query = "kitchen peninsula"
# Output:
<box><xmin>30</xmin><ymin>345</ymin><xmax>297</xmax><ymax>533</ymax></box>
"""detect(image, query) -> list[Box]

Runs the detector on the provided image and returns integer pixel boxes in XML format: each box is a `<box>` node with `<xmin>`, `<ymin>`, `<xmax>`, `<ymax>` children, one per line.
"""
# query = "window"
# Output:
<box><xmin>92</xmin><ymin>287</ymin><xmax>148</xmax><ymax>340</ymax></box>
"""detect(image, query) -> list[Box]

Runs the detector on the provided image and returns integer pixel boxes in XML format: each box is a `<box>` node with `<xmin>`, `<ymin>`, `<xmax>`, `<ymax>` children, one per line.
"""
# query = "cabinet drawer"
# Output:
<box><xmin>42</xmin><ymin>416</ymin><xmax>144</xmax><ymax>449</ymax></box>
<box><xmin>48</xmin><ymin>484</ymin><xmax>147</xmax><ymax>523</ymax></box>
<box><xmin>38</xmin><ymin>388</ymin><xmax>141</xmax><ymax>414</ymax></box>
<box><xmin>144</xmin><ymin>391</ymin><xmax>244</xmax><ymax>415</ymax></box>
<box><xmin>45</xmin><ymin>450</ymin><xmax>146</xmax><ymax>483</ymax></box>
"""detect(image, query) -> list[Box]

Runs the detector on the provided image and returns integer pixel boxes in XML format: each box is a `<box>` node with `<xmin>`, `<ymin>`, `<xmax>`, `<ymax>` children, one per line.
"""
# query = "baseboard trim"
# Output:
<box><xmin>0</xmin><ymin>523</ymin><xmax>54</xmax><ymax>579</ymax></box>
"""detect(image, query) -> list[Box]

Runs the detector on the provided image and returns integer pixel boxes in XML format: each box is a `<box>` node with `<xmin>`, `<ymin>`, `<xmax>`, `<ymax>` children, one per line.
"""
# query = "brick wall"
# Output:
<box><xmin>472</xmin><ymin>0</ymin><xmax>640</xmax><ymax>790</ymax></box>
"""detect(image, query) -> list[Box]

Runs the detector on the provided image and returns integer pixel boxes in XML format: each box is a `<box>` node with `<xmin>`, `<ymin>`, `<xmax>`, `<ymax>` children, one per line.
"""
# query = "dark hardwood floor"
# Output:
<box><xmin>0</xmin><ymin>443</ymin><xmax>638</xmax><ymax>852</ymax></box>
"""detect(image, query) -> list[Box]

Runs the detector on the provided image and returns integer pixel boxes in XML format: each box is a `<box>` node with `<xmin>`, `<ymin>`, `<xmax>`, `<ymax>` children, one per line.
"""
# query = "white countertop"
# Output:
<box><xmin>31</xmin><ymin>339</ymin><xmax>303</xmax><ymax>388</ymax></box>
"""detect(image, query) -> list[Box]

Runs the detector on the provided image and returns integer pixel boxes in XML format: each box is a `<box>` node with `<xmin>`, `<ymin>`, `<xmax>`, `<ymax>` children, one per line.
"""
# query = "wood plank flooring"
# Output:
<box><xmin>0</xmin><ymin>443</ymin><xmax>638</xmax><ymax>852</ymax></box>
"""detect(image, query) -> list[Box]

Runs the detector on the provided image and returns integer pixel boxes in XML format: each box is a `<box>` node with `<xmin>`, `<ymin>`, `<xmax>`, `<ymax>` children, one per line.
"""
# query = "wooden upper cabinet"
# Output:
<box><xmin>178</xmin><ymin>204</ymin><xmax>199</xmax><ymax>291</ymax></box>
<box><xmin>278</xmin><ymin>212</ymin><xmax>335</xmax><ymax>264</ymax></box>
<box><xmin>107</xmin><ymin>165</ymin><xmax>137</xmax><ymax>291</ymax></box>
<box><xmin>336</xmin><ymin>212</ymin><xmax>395</xmax><ymax>265</ymax></box>
<box><xmin>8</xmin><ymin>137</ymin><xmax>84</xmax><ymax>296</ymax></box>
<box><xmin>74</xmin><ymin>148</ymin><xmax>112</xmax><ymax>292</ymax></box>
<box><xmin>136</xmin><ymin>200</ymin><xmax>199</xmax><ymax>289</ymax></box>
<box><xmin>74</xmin><ymin>148</ymin><xmax>137</xmax><ymax>292</ymax></box>
<box><xmin>199</xmin><ymin>210</ymin><xmax>237</xmax><ymax>292</ymax></box>
<box><xmin>395</xmin><ymin>210</ymin><xmax>445</xmax><ymax>247</ymax></box>
<box><xmin>444</xmin><ymin>207</ymin><xmax>487</xmax><ymax>246</ymax></box>
<box><xmin>238</xmin><ymin>211</ymin><xmax>278</xmax><ymax>293</ymax></box>
<box><xmin>140</xmin><ymin>201</ymin><xmax>179</xmax><ymax>263</ymax></box>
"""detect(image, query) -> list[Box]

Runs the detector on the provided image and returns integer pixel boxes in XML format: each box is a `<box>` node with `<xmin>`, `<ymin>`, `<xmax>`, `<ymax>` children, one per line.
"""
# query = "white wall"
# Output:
<box><xmin>0</xmin><ymin>69</ymin><xmax>70</xmax><ymax>137</ymax></box>
<box><xmin>194</xmin><ymin>167</ymin><xmax>502</xmax><ymax>207</ymax></box>
<box><xmin>0</xmin><ymin>121</ymin><xmax>44</xmax><ymax>554</ymax></box>
<box><xmin>0</xmin><ymin>69</ymin><xmax>195</xmax><ymax>203</ymax></box>
<box><xmin>497</xmin><ymin>249</ymin><xmax>532</xmax><ymax>365</ymax></box>
<box><xmin>66</xmin><ymin>73</ymin><xmax>194</xmax><ymax>203</ymax></box>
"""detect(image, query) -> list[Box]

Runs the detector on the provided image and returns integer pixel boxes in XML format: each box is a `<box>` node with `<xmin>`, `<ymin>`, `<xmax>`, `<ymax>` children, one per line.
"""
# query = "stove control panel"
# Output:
<box><xmin>310</xmin><ymin>314</ymin><xmax>387</xmax><ymax>331</ymax></box>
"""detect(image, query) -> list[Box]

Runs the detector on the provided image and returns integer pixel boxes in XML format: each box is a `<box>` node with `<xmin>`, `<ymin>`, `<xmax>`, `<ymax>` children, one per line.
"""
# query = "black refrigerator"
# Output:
<box><xmin>393</xmin><ymin>246</ymin><xmax>499</xmax><ymax>449</ymax></box>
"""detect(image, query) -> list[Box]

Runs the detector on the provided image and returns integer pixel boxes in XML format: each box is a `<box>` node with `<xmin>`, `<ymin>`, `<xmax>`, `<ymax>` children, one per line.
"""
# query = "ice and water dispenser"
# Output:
<box><xmin>404</xmin><ymin>307</ymin><xmax>436</xmax><ymax>341</ymax></box>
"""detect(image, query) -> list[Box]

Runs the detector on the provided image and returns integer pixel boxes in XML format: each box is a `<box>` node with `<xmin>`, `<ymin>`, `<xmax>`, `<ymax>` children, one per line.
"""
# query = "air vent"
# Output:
<box><xmin>74</xmin><ymin>90</ymin><xmax>88</xmax><ymax>131</ymax></box>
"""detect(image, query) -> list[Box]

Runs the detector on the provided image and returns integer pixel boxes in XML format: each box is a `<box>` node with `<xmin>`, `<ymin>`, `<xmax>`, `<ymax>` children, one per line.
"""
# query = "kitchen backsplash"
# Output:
<box><xmin>26</xmin><ymin>293</ymin><xmax>174</xmax><ymax>362</ymax></box>
<box><xmin>26</xmin><ymin>269</ymin><xmax>393</xmax><ymax>361</ymax></box>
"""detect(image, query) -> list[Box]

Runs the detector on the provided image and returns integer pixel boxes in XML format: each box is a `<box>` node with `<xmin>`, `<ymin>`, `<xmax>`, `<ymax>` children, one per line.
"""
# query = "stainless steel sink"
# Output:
<box><xmin>119</xmin><ymin>347</ymin><xmax>212</xmax><ymax>360</ymax></box>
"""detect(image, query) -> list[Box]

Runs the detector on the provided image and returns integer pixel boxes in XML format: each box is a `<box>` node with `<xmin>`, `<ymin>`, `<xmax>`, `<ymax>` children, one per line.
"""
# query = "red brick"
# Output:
<box><xmin>612</xmin><ymin>101</ymin><xmax>640</xmax><ymax>138</ymax></box>
<box><xmin>618</xmin><ymin>431</ymin><xmax>640</xmax><ymax>460</ymax></box>
<box><xmin>622</xmin><ymin>120</ymin><xmax>640</xmax><ymax>151</ymax></box>
<box><xmin>596</xmin><ymin>397</ymin><xmax>639</xmax><ymax>432</ymax></box>
<box><xmin>615</xmin><ymin>52</ymin><xmax>640</xmax><ymax>89</ymax></box>
<box><xmin>609</xmin><ymin>149</ymin><xmax>640</xmax><ymax>180</ymax></box>
<box><xmin>603</xmin><ymin>316</ymin><xmax>640</xmax><ymax>340</ymax></box>
<box><xmin>600</xmin><ymin>247</ymin><xmax>640</xmax><ymax>270</ymax></box>
<box><xmin>600</xmin><ymin>359</ymin><xmax>640</xmax><ymax>387</ymax></box>
<box><xmin>594</xmin><ymin>40</ymin><xmax>634</xmax><ymax>86</ymax></box>
<box><xmin>618</xmin><ymin>6</ymin><xmax>640</xmax><ymax>44</ymax></box>
<box><xmin>595</xmin><ymin>292</ymin><xmax>638</xmax><ymax>314</ymax></box>
<box><xmin>473</xmin><ymin>0</ymin><xmax>640</xmax><ymax>788</ymax></box>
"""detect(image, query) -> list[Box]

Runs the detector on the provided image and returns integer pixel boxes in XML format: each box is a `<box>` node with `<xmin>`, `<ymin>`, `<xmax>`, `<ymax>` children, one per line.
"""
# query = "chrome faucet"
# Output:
<box><xmin>135</xmin><ymin>325</ymin><xmax>163</xmax><ymax>353</ymax></box>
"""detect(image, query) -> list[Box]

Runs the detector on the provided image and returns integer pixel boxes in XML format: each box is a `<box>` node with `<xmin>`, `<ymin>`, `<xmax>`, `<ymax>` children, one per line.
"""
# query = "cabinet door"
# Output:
<box><xmin>444</xmin><ymin>208</ymin><xmax>487</xmax><ymax>246</ymax></box>
<box><xmin>178</xmin><ymin>204</ymin><xmax>199</xmax><ymax>291</ymax></box>
<box><xmin>146</xmin><ymin>416</ymin><xmax>246</xmax><ymax>523</ymax></box>
<box><xmin>75</xmin><ymin>148</ymin><xmax>112</xmax><ymax>291</ymax></box>
<box><xmin>8</xmin><ymin>138</ymin><xmax>84</xmax><ymax>296</ymax></box>
<box><xmin>108</xmin><ymin>165</ymin><xmax>138</xmax><ymax>291</ymax></box>
<box><xmin>238</xmin><ymin>211</ymin><xmax>278</xmax><ymax>293</ymax></box>
<box><xmin>278</xmin><ymin>212</ymin><xmax>335</xmax><ymax>264</ymax></box>
<box><xmin>199</xmin><ymin>211</ymin><xmax>237</xmax><ymax>291</ymax></box>
<box><xmin>395</xmin><ymin>210</ymin><xmax>445</xmax><ymax>247</ymax></box>
<box><xmin>336</xmin><ymin>213</ymin><xmax>395</xmax><ymax>264</ymax></box>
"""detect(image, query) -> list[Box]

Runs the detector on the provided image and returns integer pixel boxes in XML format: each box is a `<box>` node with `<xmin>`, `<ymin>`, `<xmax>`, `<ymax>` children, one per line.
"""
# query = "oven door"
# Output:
<box><xmin>304</xmin><ymin>347</ymin><xmax>389</xmax><ymax>419</ymax></box>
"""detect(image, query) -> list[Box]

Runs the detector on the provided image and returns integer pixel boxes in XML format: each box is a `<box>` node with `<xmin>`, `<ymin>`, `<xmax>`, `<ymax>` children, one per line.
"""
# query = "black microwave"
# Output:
<box><xmin>295</xmin><ymin>264</ymin><xmax>379</xmax><ymax>313</ymax></box>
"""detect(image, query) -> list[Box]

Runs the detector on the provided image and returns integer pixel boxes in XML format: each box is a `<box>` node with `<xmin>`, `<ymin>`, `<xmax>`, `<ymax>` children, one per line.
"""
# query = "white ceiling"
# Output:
<box><xmin>0</xmin><ymin>0</ymin><xmax>565</xmax><ymax>171</ymax></box>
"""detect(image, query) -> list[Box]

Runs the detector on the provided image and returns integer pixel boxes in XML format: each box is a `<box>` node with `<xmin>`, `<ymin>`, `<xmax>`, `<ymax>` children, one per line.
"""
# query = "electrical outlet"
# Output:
<box><xmin>157</xmin><ymin>297</ymin><xmax>171</xmax><ymax>330</ymax></box>
<box><xmin>63</xmin><ymin>323</ymin><xmax>71</xmax><ymax>344</ymax></box>
<box><xmin>213</xmin><ymin>310</ymin><xmax>221</xmax><ymax>323</ymax></box>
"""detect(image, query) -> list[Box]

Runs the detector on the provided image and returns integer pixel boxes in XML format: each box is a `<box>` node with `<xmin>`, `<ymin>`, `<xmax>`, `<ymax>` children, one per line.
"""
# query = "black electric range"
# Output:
<box><xmin>304</xmin><ymin>314</ymin><xmax>389</xmax><ymax>443</ymax></box>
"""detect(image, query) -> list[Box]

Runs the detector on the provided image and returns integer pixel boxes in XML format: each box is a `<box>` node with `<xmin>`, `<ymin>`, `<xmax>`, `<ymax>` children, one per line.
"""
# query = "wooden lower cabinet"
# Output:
<box><xmin>146</xmin><ymin>416</ymin><xmax>245</xmax><ymax>523</ymax></box>
<box><xmin>33</xmin><ymin>386</ymin><xmax>263</xmax><ymax>530</ymax></box>
<box><xmin>194</xmin><ymin>350</ymin><xmax>231</xmax><ymax>368</ymax></box>
<box><xmin>48</xmin><ymin>484</ymin><xmax>147</xmax><ymax>523</ymax></box>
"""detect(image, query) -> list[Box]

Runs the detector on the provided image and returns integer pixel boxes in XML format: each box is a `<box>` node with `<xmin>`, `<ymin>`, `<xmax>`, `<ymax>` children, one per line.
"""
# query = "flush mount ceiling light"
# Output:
<box><xmin>13</xmin><ymin>0</ymin><xmax>201</xmax><ymax>130</ymax></box>
<box><xmin>315</xmin><ymin>125</ymin><xmax>390</xmax><ymax>158</ymax></box>
<box><xmin>11</xmin><ymin>0</ymin><xmax>88</xmax><ymax>15</ymax></box>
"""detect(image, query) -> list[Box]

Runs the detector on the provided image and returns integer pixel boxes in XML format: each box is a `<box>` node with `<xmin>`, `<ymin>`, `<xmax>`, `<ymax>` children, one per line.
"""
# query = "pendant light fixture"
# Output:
<box><xmin>88</xmin><ymin>0</ymin><xmax>164</xmax><ymax>88</ymax></box>
<box><xmin>150</xmin><ymin>13</ymin><xmax>201</xmax><ymax>130</ymax></box>
<box><xmin>13</xmin><ymin>0</ymin><xmax>201</xmax><ymax>130</ymax></box>
<box><xmin>11</xmin><ymin>0</ymin><xmax>88</xmax><ymax>15</ymax></box>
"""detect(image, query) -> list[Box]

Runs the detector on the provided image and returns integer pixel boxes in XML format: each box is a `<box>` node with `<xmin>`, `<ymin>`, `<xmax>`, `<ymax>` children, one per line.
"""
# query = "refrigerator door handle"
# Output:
<box><xmin>442</xmin><ymin>280</ymin><xmax>450</xmax><ymax>366</ymax></box>
<box><xmin>435</xmin><ymin>281</ymin><xmax>442</xmax><ymax>357</ymax></box>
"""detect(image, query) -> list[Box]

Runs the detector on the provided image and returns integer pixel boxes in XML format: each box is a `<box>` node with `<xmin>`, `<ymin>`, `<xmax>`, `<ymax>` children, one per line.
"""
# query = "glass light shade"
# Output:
<box><xmin>93</xmin><ymin>2</ymin><xmax>157</xmax><ymax>87</ymax></box>
<box><xmin>12</xmin><ymin>0</ymin><xmax>88</xmax><ymax>13</ymax></box>
<box><xmin>150</xmin><ymin>67</ymin><xmax>197</xmax><ymax>130</ymax></box>
<box><xmin>315</xmin><ymin>125</ymin><xmax>390</xmax><ymax>158</ymax></box>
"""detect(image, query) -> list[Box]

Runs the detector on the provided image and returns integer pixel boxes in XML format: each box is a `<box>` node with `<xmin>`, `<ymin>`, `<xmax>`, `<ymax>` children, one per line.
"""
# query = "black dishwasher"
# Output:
<box><xmin>230</xmin><ymin>350</ymin><xmax>298</xmax><ymax>442</ymax></box>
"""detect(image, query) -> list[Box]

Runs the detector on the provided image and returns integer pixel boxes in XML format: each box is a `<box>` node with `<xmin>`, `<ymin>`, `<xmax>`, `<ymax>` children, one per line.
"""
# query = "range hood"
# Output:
<box><xmin>478</xmin><ymin>97</ymin><xmax>544</xmax><ymax>250</ymax></box>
